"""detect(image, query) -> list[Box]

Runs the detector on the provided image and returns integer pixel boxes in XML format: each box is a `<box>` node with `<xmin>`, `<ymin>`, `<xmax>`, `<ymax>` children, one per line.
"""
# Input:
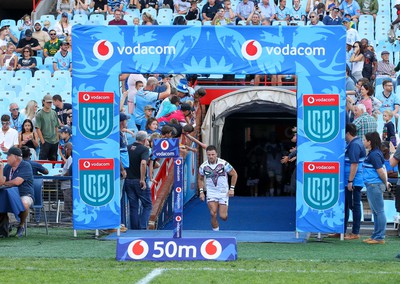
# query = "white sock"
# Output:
<box><xmin>212</xmin><ymin>227</ymin><xmax>219</xmax><ymax>231</ymax></box>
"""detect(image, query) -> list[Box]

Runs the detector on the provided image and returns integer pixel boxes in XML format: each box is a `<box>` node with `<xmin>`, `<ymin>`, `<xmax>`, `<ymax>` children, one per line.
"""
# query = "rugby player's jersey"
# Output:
<box><xmin>199</xmin><ymin>158</ymin><xmax>233</xmax><ymax>193</ymax></box>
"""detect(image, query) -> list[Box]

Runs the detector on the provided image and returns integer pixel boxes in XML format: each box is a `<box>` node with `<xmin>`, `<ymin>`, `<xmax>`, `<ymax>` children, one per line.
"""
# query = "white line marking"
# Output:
<box><xmin>137</xmin><ymin>268</ymin><xmax>165</xmax><ymax>284</ymax></box>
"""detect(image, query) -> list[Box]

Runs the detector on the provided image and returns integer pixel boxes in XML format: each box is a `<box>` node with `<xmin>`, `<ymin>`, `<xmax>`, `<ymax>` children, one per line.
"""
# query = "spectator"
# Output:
<box><xmin>32</xmin><ymin>21</ymin><xmax>49</xmax><ymax>49</ymax></box>
<box><xmin>108</xmin><ymin>0</ymin><xmax>124</xmax><ymax>14</ymax></box>
<box><xmin>175</xmin><ymin>78</ymin><xmax>193</xmax><ymax>104</ymax></box>
<box><xmin>16</xmin><ymin>29</ymin><xmax>41</xmax><ymax>56</ymax></box>
<box><xmin>74</xmin><ymin>0</ymin><xmax>91</xmax><ymax>15</ymax></box>
<box><xmin>202</xmin><ymin>0</ymin><xmax>223</xmax><ymax>23</ymax></box>
<box><xmin>58</xmin><ymin>125</ymin><xmax>72</xmax><ymax>162</ymax></box>
<box><xmin>53</xmin><ymin>41</ymin><xmax>72</xmax><ymax>72</ymax></box>
<box><xmin>174</xmin><ymin>0</ymin><xmax>191</xmax><ymax>15</ymax></box>
<box><xmin>35</xmin><ymin>94</ymin><xmax>60</xmax><ymax>161</ymax></box>
<box><xmin>358</xmin><ymin>0</ymin><xmax>378</xmax><ymax>20</ymax></box>
<box><xmin>339</xmin><ymin>0</ymin><xmax>360</xmax><ymax>24</ymax></box>
<box><xmin>53</xmin><ymin>94</ymin><xmax>72</xmax><ymax>126</ymax></box>
<box><xmin>246</xmin><ymin>11</ymin><xmax>262</xmax><ymax>25</ymax></box>
<box><xmin>21</xmin><ymin>100</ymin><xmax>39</xmax><ymax>126</ymax></box>
<box><xmin>376</xmin><ymin>51</ymin><xmax>396</xmax><ymax>84</ymax></box>
<box><xmin>21</xmin><ymin>146</ymin><xmax>48</xmax><ymax>175</ymax></box>
<box><xmin>66</xmin><ymin>35</ymin><xmax>72</xmax><ymax>52</ymax></box>
<box><xmin>325</xmin><ymin>0</ymin><xmax>339</xmax><ymax>12</ymax></box>
<box><xmin>360</xmin><ymin>38</ymin><xmax>377</xmax><ymax>82</ymax></box>
<box><xmin>0</xmin><ymin>26</ymin><xmax>10</xmax><ymax>52</ymax></box>
<box><xmin>306</xmin><ymin>0</ymin><xmax>319</xmax><ymax>14</ymax></box>
<box><xmin>307</xmin><ymin>11</ymin><xmax>322</xmax><ymax>25</ymax></box>
<box><xmin>43</xmin><ymin>30</ymin><xmax>62</xmax><ymax>58</ymax></box>
<box><xmin>142</xmin><ymin>12</ymin><xmax>158</xmax><ymax>25</ymax></box>
<box><xmin>18</xmin><ymin>14</ymin><xmax>32</xmax><ymax>37</ymax></box>
<box><xmin>125</xmin><ymin>130</ymin><xmax>152</xmax><ymax>230</ymax></box>
<box><xmin>9</xmin><ymin>103</ymin><xmax>26</xmax><ymax>132</ymax></box>
<box><xmin>143</xmin><ymin>0</ymin><xmax>159</xmax><ymax>10</ymax></box>
<box><xmin>290</xmin><ymin>0</ymin><xmax>306</xmax><ymax>22</ymax></box>
<box><xmin>391</xmin><ymin>1</ymin><xmax>400</xmax><ymax>32</ymax></box>
<box><xmin>17</xmin><ymin>46</ymin><xmax>38</xmax><ymax>75</ymax></box>
<box><xmin>314</xmin><ymin>2</ymin><xmax>326</xmax><ymax>22</ymax></box>
<box><xmin>382</xmin><ymin>110</ymin><xmax>396</xmax><ymax>145</ymax></box>
<box><xmin>90</xmin><ymin>0</ymin><xmax>109</xmax><ymax>15</ymax></box>
<box><xmin>54</xmin><ymin>12</ymin><xmax>72</xmax><ymax>40</ymax></box>
<box><xmin>349</xmin><ymin>41</ymin><xmax>364</xmax><ymax>81</ymax></box>
<box><xmin>235</xmin><ymin>0</ymin><xmax>254</xmax><ymax>24</ymax></box>
<box><xmin>42</xmin><ymin>20</ymin><xmax>51</xmax><ymax>33</ymax></box>
<box><xmin>375</xmin><ymin>80</ymin><xmax>400</xmax><ymax>119</ymax></box>
<box><xmin>140</xmin><ymin>105</ymin><xmax>156</xmax><ymax>131</ymax></box>
<box><xmin>0</xmin><ymin>42</ymin><xmax>18</xmax><ymax>71</ymax></box>
<box><xmin>212</xmin><ymin>6</ymin><xmax>232</xmax><ymax>25</ymax></box>
<box><xmin>0</xmin><ymin>146</ymin><xmax>34</xmax><ymax>238</ymax></box>
<box><xmin>275</xmin><ymin>0</ymin><xmax>290</xmax><ymax>23</ymax></box>
<box><xmin>60</xmin><ymin>142</ymin><xmax>73</xmax><ymax>222</ymax></box>
<box><xmin>322</xmin><ymin>6</ymin><xmax>342</xmax><ymax>25</ymax></box>
<box><xmin>161</xmin><ymin>0</ymin><xmax>173</xmax><ymax>10</ymax></box>
<box><xmin>156</xmin><ymin>95</ymin><xmax>180</xmax><ymax>118</ymax></box>
<box><xmin>145</xmin><ymin>117</ymin><xmax>161</xmax><ymax>135</ymax></box>
<box><xmin>158</xmin><ymin>103</ymin><xmax>193</xmax><ymax>126</ymax></box>
<box><xmin>133</xmin><ymin>17</ymin><xmax>140</xmax><ymax>25</ymax></box>
<box><xmin>259</xmin><ymin>0</ymin><xmax>276</xmax><ymax>21</ymax></box>
<box><xmin>352</xmin><ymin>103</ymin><xmax>377</xmax><ymax>138</ymax></box>
<box><xmin>343</xmin><ymin>17</ymin><xmax>360</xmax><ymax>47</ymax></box>
<box><xmin>57</xmin><ymin>0</ymin><xmax>74</xmax><ymax>16</ymax></box>
<box><xmin>222</xmin><ymin>0</ymin><xmax>236</xmax><ymax>23</ymax></box>
<box><xmin>362</xmin><ymin>132</ymin><xmax>387</xmax><ymax>244</ymax></box>
<box><xmin>0</xmin><ymin>114</ymin><xmax>19</xmax><ymax>154</ymax></box>
<box><xmin>134</xmin><ymin>77</ymin><xmax>171</xmax><ymax>129</ymax></box>
<box><xmin>19</xmin><ymin>119</ymin><xmax>39</xmax><ymax>158</ymax></box>
<box><xmin>108</xmin><ymin>8</ymin><xmax>128</xmax><ymax>25</ymax></box>
<box><xmin>381</xmin><ymin>142</ymin><xmax>398</xmax><ymax>179</ymax></box>
<box><xmin>186</xmin><ymin>0</ymin><xmax>201</xmax><ymax>21</ymax></box>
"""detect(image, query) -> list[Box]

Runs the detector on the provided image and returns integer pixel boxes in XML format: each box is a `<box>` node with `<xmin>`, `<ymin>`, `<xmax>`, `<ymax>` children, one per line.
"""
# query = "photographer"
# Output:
<box><xmin>202</xmin><ymin>0</ymin><xmax>223</xmax><ymax>23</ymax></box>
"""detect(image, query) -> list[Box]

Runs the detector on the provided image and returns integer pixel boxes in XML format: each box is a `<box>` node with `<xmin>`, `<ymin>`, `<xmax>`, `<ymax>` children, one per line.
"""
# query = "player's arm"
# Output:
<box><xmin>198</xmin><ymin>174</ymin><xmax>205</xmax><ymax>201</ymax></box>
<box><xmin>228</xmin><ymin>168</ymin><xmax>238</xmax><ymax>197</ymax></box>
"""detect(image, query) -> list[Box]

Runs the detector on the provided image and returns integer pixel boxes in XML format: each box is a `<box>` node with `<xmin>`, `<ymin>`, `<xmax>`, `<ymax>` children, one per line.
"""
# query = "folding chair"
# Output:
<box><xmin>25</xmin><ymin>179</ymin><xmax>49</xmax><ymax>235</ymax></box>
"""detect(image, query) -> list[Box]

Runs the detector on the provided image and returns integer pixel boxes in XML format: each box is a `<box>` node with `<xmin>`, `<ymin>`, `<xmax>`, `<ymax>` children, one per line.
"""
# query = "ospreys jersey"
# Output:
<box><xmin>199</xmin><ymin>158</ymin><xmax>233</xmax><ymax>193</ymax></box>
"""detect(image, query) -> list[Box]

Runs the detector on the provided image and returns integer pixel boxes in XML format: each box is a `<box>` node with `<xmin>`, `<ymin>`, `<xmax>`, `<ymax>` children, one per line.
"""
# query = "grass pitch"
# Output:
<box><xmin>1</xmin><ymin>228</ymin><xmax>400</xmax><ymax>283</ymax></box>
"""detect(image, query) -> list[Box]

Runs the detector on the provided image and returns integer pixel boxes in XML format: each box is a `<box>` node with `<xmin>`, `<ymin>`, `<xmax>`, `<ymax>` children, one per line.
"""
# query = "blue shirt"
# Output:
<box><xmin>276</xmin><ymin>6</ymin><xmax>291</xmax><ymax>21</ymax></box>
<box><xmin>375</xmin><ymin>91</ymin><xmax>400</xmax><ymax>113</ymax></box>
<box><xmin>363</xmin><ymin>148</ymin><xmax>385</xmax><ymax>184</ymax></box>
<box><xmin>290</xmin><ymin>6</ymin><xmax>305</xmax><ymax>21</ymax></box>
<box><xmin>28</xmin><ymin>160</ymin><xmax>48</xmax><ymax>176</ymax></box>
<box><xmin>53</xmin><ymin>50</ymin><xmax>72</xmax><ymax>70</ymax></box>
<box><xmin>3</xmin><ymin>160</ymin><xmax>34</xmax><ymax>198</ymax></box>
<box><xmin>345</xmin><ymin>137</ymin><xmax>366</xmax><ymax>187</ymax></box>
<box><xmin>322</xmin><ymin>15</ymin><xmax>342</xmax><ymax>25</ymax></box>
<box><xmin>134</xmin><ymin>87</ymin><xmax>159</xmax><ymax>126</ymax></box>
<box><xmin>339</xmin><ymin>0</ymin><xmax>361</xmax><ymax>17</ymax></box>
<box><xmin>9</xmin><ymin>112</ymin><xmax>26</xmax><ymax>132</ymax></box>
<box><xmin>259</xmin><ymin>3</ymin><xmax>276</xmax><ymax>19</ymax></box>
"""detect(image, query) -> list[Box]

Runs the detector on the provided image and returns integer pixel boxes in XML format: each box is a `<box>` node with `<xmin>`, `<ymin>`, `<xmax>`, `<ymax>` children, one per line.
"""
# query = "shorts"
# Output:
<box><xmin>21</xmin><ymin>196</ymin><xmax>33</xmax><ymax>207</ymax></box>
<box><xmin>206</xmin><ymin>191</ymin><xmax>229</xmax><ymax>206</ymax></box>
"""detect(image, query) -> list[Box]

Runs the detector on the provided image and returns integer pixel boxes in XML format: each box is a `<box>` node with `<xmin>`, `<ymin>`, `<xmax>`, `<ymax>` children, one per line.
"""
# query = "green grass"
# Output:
<box><xmin>1</xmin><ymin>228</ymin><xmax>400</xmax><ymax>283</ymax></box>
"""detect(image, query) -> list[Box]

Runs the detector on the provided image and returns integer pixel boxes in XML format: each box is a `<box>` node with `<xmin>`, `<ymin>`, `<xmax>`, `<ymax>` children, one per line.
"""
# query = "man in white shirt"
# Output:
<box><xmin>0</xmin><ymin>114</ymin><xmax>19</xmax><ymax>155</ymax></box>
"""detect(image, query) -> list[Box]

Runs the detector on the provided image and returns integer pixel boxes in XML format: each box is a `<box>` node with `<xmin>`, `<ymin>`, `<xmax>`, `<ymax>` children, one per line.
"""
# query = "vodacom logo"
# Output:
<box><xmin>127</xmin><ymin>240</ymin><xmax>149</xmax><ymax>260</ymax></box>
<box><xmin>93</xmin><ymin>40</ymin><xmax>114</xmax><ymax>60</ymax></box>
<box><xmin>200</xmin><ymin>239</ymin><xmax>222</xmax><ymax>260</ymax></box>
<box><xmin>241</xmin><ymin>40</ymin><xmax>262</xmax><ymax>61</ymax></box>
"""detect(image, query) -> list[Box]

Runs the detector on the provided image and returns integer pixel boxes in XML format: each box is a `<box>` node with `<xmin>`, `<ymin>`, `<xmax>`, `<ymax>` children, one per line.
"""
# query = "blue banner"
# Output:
<box><xmin>72</xmin><ymin>25</ymin><xmax>346</xmax><ymax>233</ymax></box>
<box><xmin>173</xmin><ymin>157</ymin><xmax>183</xmax><ymax>238</ymax></box>
<box><xmin>116</xmin><ymin>237</ymin><xmax>237</xmax><ymax>261</ymax></box>
<box><xmin>153</xmin><ymin>138</ymin><xmax>180</xmax><ymax>158</ymax></box>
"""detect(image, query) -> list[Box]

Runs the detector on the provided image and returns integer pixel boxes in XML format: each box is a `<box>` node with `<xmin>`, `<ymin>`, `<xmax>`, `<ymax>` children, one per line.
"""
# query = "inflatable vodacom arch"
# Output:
<box><xmin>72</xmin><ymin>26</ymin><xmax>346</xmax><ymax>234</ymax></box>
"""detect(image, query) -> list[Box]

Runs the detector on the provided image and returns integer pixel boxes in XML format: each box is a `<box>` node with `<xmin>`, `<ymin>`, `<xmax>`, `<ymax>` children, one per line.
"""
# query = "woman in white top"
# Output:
<box><xmin>54</xmin><ymin>13</ymin><xmax>72</xmax><ymax>40</ymax></box>
<box><xmin>349</xmin><ymin>41</ymin><xmax>364</xmax><ymax>81</ymax></box>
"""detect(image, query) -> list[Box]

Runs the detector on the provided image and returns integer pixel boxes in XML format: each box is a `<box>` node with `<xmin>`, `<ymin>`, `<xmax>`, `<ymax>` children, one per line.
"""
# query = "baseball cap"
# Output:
<box><xmin>58</xmin><ymin>125</ymin><xmax>72</xmax><ymax>134</ymax></box>
<box><xmin>60</xmin><ymin>40</ymin><xmax>69</xmax><ymax>45</ymax></box>
<box><xmin>381</xmin><ymin>50</ymin><xmax>390</xmax><ymax>55</ymax></box>
<box><xmin>144</xmin><ymin>105</ymin><xmax>156</xmax><ymax>111</ymax></box>
<box><xmin>181</xmin><ymin>103</ymin><xmax>194</xmax><ymax>111</ymax></box>
<box><xmin>5</xmin><ymin>146</ymin><xmax>22</xmax><ymax>157</ymax></box>
<box><xmin>43</xmin><ymin>94</ymin><xmax>53</xmax><ymax>102</ymax></box>
<box><xmin>62</xmin><ymin>12</ymin><xmax>68</xmax><ymax>17</ymax></box>
<box><xmin>120</xmin><ymin>112</ymin><xmax>130</xmax><ymax>121</ymax></box>
<box><xmin>25</xmin><ymin>29</ymin><xmax>32</xmax><ymax>37</ymax></box>
<box><xmin>332</xmin><ymin>7</ymin><xmax>339</xmax><ymax>11</ymax></box>
<box><xmin>342</xmin><ymin>17</ymin><xmax>351</xmax><ymax>23</ymax></box>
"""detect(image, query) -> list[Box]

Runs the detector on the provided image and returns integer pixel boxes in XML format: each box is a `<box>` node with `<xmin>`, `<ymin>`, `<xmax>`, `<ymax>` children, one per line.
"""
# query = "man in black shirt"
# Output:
<box><xmin>360</xmin><ymin>38</ymin><xmax>377</xmax><ymax>82</ymax></box>
<box><xmin>16</xmin><ymin>29</ymin><xmax>41</xmax><ymax>56</ymax></box>
<box><xmin>125</xmin><ymin>131</ymin><xmax>152</xmax><ymax>229</ymax></box>
<box><xmin>52</xmin><ymin>94</ymin><xmax>72</xmax><ymax>126</ymax></box>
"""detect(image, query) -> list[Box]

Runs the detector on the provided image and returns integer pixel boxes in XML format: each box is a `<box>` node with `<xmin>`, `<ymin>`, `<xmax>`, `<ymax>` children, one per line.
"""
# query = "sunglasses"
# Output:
<box><xmin>11</xmin><ymin>108</ymin><xmax>19</xmax><ymax>111</ymax></box>
<box><xmin>50</xmin><ymin>33</ymin><xmax>56</xmax><ymax>35</ymax></box>
<box><xmin>310</xmin><ymin>16</ymin><xmax>315</xmax><ymax>18</ymax></box>
<box><xmin>23</xmin><ymin>50</ymin><xmax>30</xmax><ymax>53</ymax></box>
<box><xmin>1</xmin><ymin>121</ymin><xmax>10</xmax><ymax>125</ymax></box>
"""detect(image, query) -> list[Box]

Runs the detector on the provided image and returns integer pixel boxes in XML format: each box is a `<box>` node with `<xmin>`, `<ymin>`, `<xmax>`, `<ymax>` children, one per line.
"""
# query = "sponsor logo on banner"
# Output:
<box><xmin>93</xmin><ymin>40</ymin><xmax>114</xmax><ymax>60</ymax></box>
<box><xmin>303</xmin><ymin>162</ymin><xmax>339</xmax><ymax>210</ymax></box>
<box><xmin>173</xmin><ymin>213</ymin><xmax>182</xmax><ymax>238</ymax></box>
<box><xmin>303</xmin><ymin>94</ymin><xmax>340</xmax><ymax>143</ymax></box>
<box><xmin>153</xmin><ymin>138</ymin><xmax>179</xmax><ymax>158</ymax></box>
<box><xmin>79</xmin><ymin>158</ymin><xmax>114</xmax><ymax>206</ymax></box>
<box><xmin>116</xmin><ymin>237</ymin><xmax>237</xmax><ymax>261</ymax></box>
<box><xmin>241</xmin><ymin>40</ymin><xmax>326</xmax><ymax>61</ymax></box>
<box><xmin>78</xmin><ymin>92</ymin><xmax>114</xmax><ymax>140</ymax></box>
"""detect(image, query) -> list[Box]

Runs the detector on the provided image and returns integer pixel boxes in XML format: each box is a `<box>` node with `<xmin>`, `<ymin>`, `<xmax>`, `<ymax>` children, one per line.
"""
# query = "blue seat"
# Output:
<box><xmin>15</xmin><ymin>69</ymin><xmax>33</xmax><ymax>81</ymax></box>
<box><xmin>0</xmin><ymin>70</ymin><xmax>14</xmax><ymax>80</ymax></box>
<box><xmin>375</xmin><ymin>15</ymin><xmax>391</xmax><ymax>42</ymax></box>
<box><xmin>0</xmin><ymin>19</ymin><xmax>16</xmax><ymax>28</ymax></box>
<box><xmin>33</xmin><ymin>70</ymin><xmax>52</xmax><ymax>82</ymax></box>
<box><xmin>187</xmin><ymin>20</ymin><xmax>202</xmax><ymax>26</ymax></box>
<box><xmin>25</xmin><ymin>179</ymin><xmax>49</xmax><ymax>235</ymax></box>
<box><xmin>89</xmin><ymin>13</ymin><xmax>106</xmax><ymax>21</ymax></box>
<box><xmin>142</xmin><ymin>7</ymin><xmax>157</xmax><ymax>19</ymax></box>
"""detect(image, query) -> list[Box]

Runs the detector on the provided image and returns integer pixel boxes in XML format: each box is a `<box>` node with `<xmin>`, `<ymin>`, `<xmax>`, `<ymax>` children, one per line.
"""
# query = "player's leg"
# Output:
<box><xmin>207</xmin><ymin>201</ymin><xmax>219</xmax><ymax>230</ymax></box>
<box><xmin>219</xmin><ymin>204</ymin><xmax>228</xmax><ymax>222</ymax></box>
